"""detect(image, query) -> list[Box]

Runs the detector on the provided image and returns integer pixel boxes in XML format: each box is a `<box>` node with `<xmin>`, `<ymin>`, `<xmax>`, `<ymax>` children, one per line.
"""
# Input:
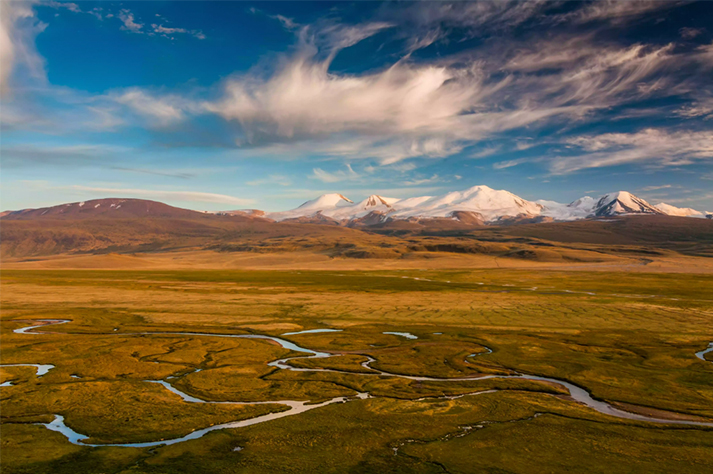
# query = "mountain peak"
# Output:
<box><xmin>362</xmin><ymin>195</ymin><xmax>392</xmax><ymax>208</ymax></box>
<box><xmin>655</xmin><ymin>202</ymin><xmax>704</xmax><ymax>217</ymax></box>
<box><xmin>297</xmin><ymin>193</ymin><xmax>353</xmax><ymax>210</ymax></box>
<box><xmin>594</xmin><ymin>191</ymin><xmax>662</xmax><ymax>217</ymax></box>
<box><xmin>462</xmin><ymin>185</ymin><xmax>495</xmax><ymax>195</ymax></box>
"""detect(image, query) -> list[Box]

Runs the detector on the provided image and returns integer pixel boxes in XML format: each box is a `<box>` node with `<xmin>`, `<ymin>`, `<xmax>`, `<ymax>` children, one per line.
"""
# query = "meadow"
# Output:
<box><xmin>1</xmin><ymin>268</ymin><xmax>712</xmax><ymax>473</ymax></box>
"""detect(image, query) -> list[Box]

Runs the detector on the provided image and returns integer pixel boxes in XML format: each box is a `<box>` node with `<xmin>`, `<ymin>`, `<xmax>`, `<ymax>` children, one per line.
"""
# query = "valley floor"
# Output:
<box><xmin>1</xmin><ymin>266</ymin><xmax>712</xmax><ymax>473</ymax></box>
<box><xmin>4</xmin><ymin>249</ymin><xmax>713</xmax><ymax>273</ymax></box>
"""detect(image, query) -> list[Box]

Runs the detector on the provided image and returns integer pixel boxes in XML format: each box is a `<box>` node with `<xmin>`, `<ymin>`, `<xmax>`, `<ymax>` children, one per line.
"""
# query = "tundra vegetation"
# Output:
<box><xmin>1</xmin><ymin>269</ymin><xmax>712</xmax><ymax>473</ymax></box>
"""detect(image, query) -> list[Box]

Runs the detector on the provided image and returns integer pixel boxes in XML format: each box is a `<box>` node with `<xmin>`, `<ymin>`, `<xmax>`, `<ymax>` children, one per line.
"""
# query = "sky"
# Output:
<box><xmin>1</xmin><ymin>0</ymin><xmax>712</xmax><ymax>212</ymax></box>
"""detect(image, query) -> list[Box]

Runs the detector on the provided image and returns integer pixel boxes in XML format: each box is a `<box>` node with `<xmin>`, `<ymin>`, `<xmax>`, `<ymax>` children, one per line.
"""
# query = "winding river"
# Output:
<box><xmin>696</xmin><ymin>342</ymin><xmax>713</xmax><ymax>362</ymax></box>
<box><xmin>3</xmin><ymin>320</ymin><xmax>712</xmax><ymax>448</ymax></box>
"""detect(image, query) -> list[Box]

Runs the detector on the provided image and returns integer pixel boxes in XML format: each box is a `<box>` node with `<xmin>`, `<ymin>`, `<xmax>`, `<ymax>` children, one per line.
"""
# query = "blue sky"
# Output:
<box><xmin>2</xmin><ymin>1</ymin><xmax>712</xmax><ymax>212</ymax></box>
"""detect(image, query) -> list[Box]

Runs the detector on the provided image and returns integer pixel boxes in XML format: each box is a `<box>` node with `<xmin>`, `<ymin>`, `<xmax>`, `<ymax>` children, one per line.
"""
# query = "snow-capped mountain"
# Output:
<box><xmin>589</xmin><ymin>191</ymin><xmax>663</xmax><ymax>217</ymax></box>
<box><xmin>654</xmin><ymin>202</ymin><xmax>705</xmax><ymax>217</ymax></box>
<box><xmin>264</xmin><ymin>187</ymin><xmax>708</xmax><ymax>225</ymax></box>
<box><xmin>539</xmin><ymin>196</ymin><xmax>597</xmax><ymax>221</ymax></box>
<box><xmin>267</xmin><ymin>185</ymin><xmax>542</xmax><ymax>223</ymax></box>
<box><xmin>5</xmin><ymin>188</ymin><xmax>709</xmax><ymax>227</ymax></box>
<box><xmin>267</xmin><ymin>193</ymin><xmax>398</xmax><ymax>222</ymax></box>
<box><xmin>389</xmin><ymin>185</ymin><xmax>542</xmax><ymax>221</ymax></box>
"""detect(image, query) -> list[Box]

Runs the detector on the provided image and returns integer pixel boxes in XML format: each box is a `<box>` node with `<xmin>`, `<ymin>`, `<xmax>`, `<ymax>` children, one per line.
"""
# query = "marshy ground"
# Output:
<box><xmin>1</xmin><ymin>268</ymin><xmax>712</xmax><ymax>473</ymax></box>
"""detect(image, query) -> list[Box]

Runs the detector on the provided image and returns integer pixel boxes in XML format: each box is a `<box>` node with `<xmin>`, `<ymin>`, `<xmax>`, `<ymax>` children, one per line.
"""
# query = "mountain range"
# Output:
<box><xmin>2</xmin><ymin>189</ymin><xmax>712</xmax><ymax>262</ymax></box>
<box><xmin>255</xmin><ymin>186</ymin><xmax>710</xmax><ymax>225</ymax></box>
<box><xmin>3</xmin><ymin>186</ymin><xmax>710</xmax><ymax>226</ymax></box>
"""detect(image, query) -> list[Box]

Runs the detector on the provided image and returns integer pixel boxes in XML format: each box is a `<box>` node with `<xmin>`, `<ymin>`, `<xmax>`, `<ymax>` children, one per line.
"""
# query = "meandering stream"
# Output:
<box><xmin>3</xmin><ymin>320</ymin><xmax>712</xmax><ymax>448</ymax></box>
<box><xmin>696</xmin><ymin>342</ymin><xmax>713</xmax><ymax>362</ymax></box>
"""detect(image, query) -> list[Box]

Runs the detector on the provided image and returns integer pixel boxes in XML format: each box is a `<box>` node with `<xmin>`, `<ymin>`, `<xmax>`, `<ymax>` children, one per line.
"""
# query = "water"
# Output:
<box><xmin>383</xmin><ymin>331</ymin><xmax>418</xmax><ymax>340</ymax></box>
<box><xmin>39</xmin><ymin>395</ymin><xmax>365</xmax><ymax>448</ymax></box>
<box><xmin>13</xmin><ymin>319</ymin><xmax>70</xmax><ymax>334</ymax></box>
<box><xmin>0</xmin><ymin>363</ymin><xmax>55</xmax><ymax>376</ymax></box>
<box><xmin>281</xmin><ymin>329</ymin><xmax>343</xmax><ymax>336</ymax></box>
<box><xmin>12</xmin><ymin>319</ymin><xmax>713</xmax><ymax>448</ymax></box>
<box><xmin>695</xmin><ymin>342</ymin><xmax>713</xmax><ymax>362</ymax></box>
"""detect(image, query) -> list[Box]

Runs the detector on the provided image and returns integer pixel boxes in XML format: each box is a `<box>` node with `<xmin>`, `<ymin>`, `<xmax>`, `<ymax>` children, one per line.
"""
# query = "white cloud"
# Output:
<box><xmin>271</xmin><ymin>14</ymin><xmax>298</xmax><ymax>31</ymax></box>
<box><xmin>197</xmin><ymin>12</ymin><xmax>705</xmax><ymax>164</ymax></box>
<box><xmin>403</xmin><ymin>174</ymin><xmax>440</xmax><ymax>186</ymax></box>
<box><xmin>640</xmin><ymin>184</ymin><xmax>673</xmax><ymax>191</ymax></box>
<box><xmin>153</xmin><ymin>24</ymin><xmax>187</xmax><ymax>35</ymax></box>
<box><xmin>112</xmin><ymin>89</ymin><xmax>187</xmax><ymax>124</ymax></box>
<box><xmin>0</xmin><ymin>0</ymin><xmax>45</xmax><ymax>95</ymax></box>
<box><xmin>493</xmin><ymin>158</ymin><xmax>527</xmax><ymax>169</ymax></box>
<box><xmin>675</xmin><ymin>98</ymin><xmax>713</xmax><ymax>119</ymax></box>
<box><xmin>88</xmin><ymin>8</ymin><xmax>103</xmax><ymax>20</ymax></box>
<box><xmin>44</xmin><ymin>1</ymin><xmax>82</xmax><ymax>14</ymax></box>
<box><xmin>69</xmin><ymin>186</ymin><xmax>254</xmax><ymax>206</ymax></box>
<box><xmin>246</xmin><ymin>175</ymin><xmax>292</xmax><ymax>187</ymax></box>
<box><xmin>118</xmin><ymin>9</ymin><xmax>143</xmax><ymax>33</ymax></box>
<box><xmin>470</xmin><ymin>147</ymin><xmax>502</xmax><ymax>159</ymax></box>
<box><xmin>3</xmin><ymin>0</ymin><xmax>712</xmax><ymax>179</ymax></box>
<box><xmin>680</xmin><ymin>27</ymin><xmax>704</xmax><ymax>40</ymax></box>
<box><xmin>1</xmin><ymin>143</ymin><xmax>130</xmax><ymax>167</ymax></box>
<box><xmin>551</xmin><ymin>128</ymin><xmax>713</xmax><ymax>174</ymax></box>
<box><xmin>310</xmin><ymin>164</ymin><xmax>360</xmax><ymax>183</ymax></box>
<box><xmin>151</xmin><ymin>24</ymin><xmax>206</xmax><ymax>40</ymax></box>
<box><xmin>557</xmin><ymin>0</ymin><xmax>679</xmax><ymax>25</ymax></box>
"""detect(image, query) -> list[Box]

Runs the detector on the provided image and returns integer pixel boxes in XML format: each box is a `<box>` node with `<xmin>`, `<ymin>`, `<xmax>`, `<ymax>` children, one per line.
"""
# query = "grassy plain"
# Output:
<box><xmin>1</xmin><ymin>267</ymin><xmax>713</xmax><ymax>473</ymax></box>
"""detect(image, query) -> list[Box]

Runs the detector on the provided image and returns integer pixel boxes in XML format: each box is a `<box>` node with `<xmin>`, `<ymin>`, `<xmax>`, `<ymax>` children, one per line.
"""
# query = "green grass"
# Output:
<box><xmin>1</xmin><ymin>269</ymin><xmax>712</xmax><ymax>473</ymax></box>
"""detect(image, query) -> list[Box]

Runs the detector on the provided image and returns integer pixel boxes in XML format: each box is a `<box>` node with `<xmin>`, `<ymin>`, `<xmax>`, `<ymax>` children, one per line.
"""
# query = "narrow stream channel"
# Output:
<box><xmin>4</xmin><ymin>320</ymin><xmax>713</xmax><ymax>448</ymax></box>
<box><xmin>696</xmin><ymin>342</ymin><xmax>713</xmax><ymax>362</ymax></box>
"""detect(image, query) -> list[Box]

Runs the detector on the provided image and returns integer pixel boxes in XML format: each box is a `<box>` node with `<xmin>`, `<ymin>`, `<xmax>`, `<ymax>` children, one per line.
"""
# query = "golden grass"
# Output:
<box><xmin>1</xmin><ymin>268</ymin><xmax>712</xmax><ymax>472</ymax></box>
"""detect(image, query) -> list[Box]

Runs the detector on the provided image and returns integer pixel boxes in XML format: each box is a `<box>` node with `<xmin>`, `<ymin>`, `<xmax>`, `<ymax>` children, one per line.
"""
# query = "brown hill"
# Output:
<box><xmin>1</xmin><ymin>198</ymin><xmax>214</xmax><ymax>220</ymax></box>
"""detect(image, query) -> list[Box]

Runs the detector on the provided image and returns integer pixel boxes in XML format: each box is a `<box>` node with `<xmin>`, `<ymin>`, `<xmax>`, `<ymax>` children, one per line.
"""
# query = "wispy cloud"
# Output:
<box><xmin>68</xmin><ymin>186</ymin><xmax>254</xmax><ymax>206</ymax></box>
<box><xmin>111</xmin><ymin>167</ymin><xmax>196</xmax><ymax>179</ymax></box>
<box><xmin>195</xmin><ymin>10</ymin><xmax>709</xmax><ymax>165</ymax></box>
<box><xmin>675</xmin><ymin>97</ymin><xmax>713</xmax><ymax>120</ymax></box>
<box><xmin>118</xmin><ymin>9</ymin><xmax>143</xmax><ymax>33</ymax></box>
<box><xmin>640</xmin><ymin>184</ymin><xmax>673</xmax><ymax>191</ymax></box>
<box><xmin>310</xmin><ymin>164</ymin><xmax>360</xmax><ymax>183</ymax></box>
<box><xmin>680</xmin><ymin>27</ymin><xmax>704</xmax><ymax>40</ymax></box>
<box><xmin>3</xmin><ymin>0</ymin><xmax>713</xmax><ymax>187</ymax></box>
<box><xmin>0</xmin><ymin>0</ymin><xmax>46</xmax><ymax>95</ymax></box>
<box><xmin>1</xmin><ymin>143</ymin><xmax>129</xmax><ymax>167</ymax></box>
<box><xmin>559</xmin><ymin>0</ymin><xmax>680</xmax><ymax>25</ymax></box>
<box><xmin>403</xmin><ymin>174</ymin><xmax>440</xmax><ymax>186</ymax></box>
<box><xmin>151</xmin><ymin>24</ymin><xmax>205</xmax><ymax>40</ymax></box>
<box><xmin>493</xmin><ymin>158</ymin><xmax>528</xmax><ymax>170</ymax></box>
<box><xmin>112</xmin><ymin>89</ymin><xmax>188</xmax><ymax>125</ymax></box>
<box><xmin>44</xmin><ymin>1</ymin><xmax>81</xmax><ymax>14</ymax></box>
<box><xmin>245</xmin><ymin>175</ymin><xmax>292</xmax><ymax>187</ymax></box>
<box><xmin>551</xmin><ymin>128</ymin><xmax>713</xmax><ymax>174</ymax></box>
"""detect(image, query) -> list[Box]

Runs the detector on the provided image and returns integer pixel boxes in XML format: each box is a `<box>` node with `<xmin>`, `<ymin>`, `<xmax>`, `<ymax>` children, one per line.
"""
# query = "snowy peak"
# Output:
<box><xmin>360</xmin><ymin>195</ymin><xmax>393</xmax><ymax>209</ymax></box>
<box><xmin>267</xmin><ymin>193</ymin><xmax>355</xmax><ymax>221</ymax></box>
<box><xmin>655</xmin><ymin>202</ymin><xmax>704</xmax><ymax>217</ymax></box>
<box><xmin>568</xmin><ymin>196</ymin><xmax>596</xmax><ymax>210</ymax></box>
<box><xmin>593</xmin><ymin>191</ymin><xmax>662</xmax><ymax>217</ymax></box>
<box><xmin>297</xmin><ymin>193</ymin><xmax>353</xmax><ymax>210</ymax></box>
<box><xmin>389</xmin><ymin>185</ymin><xmax>542</xmax><ymax>221</ymax></box>
<box><xmin>261</xmin><ymin>187</ymin><xmax>707</xmax><ymax>224</ymax></box>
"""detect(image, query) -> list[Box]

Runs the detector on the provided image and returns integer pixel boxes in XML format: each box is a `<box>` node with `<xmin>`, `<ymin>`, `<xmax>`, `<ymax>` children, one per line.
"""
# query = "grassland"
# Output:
<box><xmin>1</xmin><ymin>268</ymin><xmax>713</xmax><ymax>473</ymax></box>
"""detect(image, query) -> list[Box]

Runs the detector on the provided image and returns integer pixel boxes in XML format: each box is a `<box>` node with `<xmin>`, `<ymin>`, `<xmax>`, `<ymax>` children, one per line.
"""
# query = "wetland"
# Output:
<box><xmin>1</xmin><ymin>269</ymin><xmax>713</xmax><ymax>473</ymax></box>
